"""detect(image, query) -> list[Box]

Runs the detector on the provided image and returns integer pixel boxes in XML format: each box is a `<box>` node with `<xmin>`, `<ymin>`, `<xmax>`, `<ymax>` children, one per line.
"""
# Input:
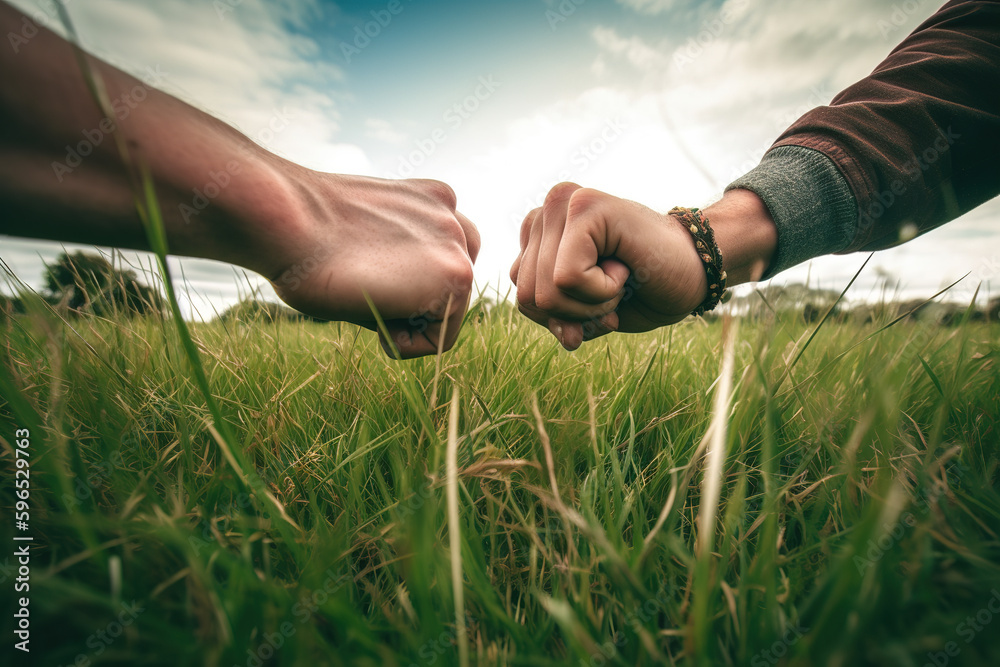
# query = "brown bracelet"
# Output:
<box><xmin>669</xmin><ymin>206</ymin><xmax>727</xmax><ymax>316</ymax></box>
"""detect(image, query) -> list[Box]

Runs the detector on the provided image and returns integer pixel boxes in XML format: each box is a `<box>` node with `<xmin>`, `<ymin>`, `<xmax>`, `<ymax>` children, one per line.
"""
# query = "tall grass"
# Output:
<box><xmin>1</xmin><ymin>278</ymin><xmax>998</xmax><ymax>666</ymax></box>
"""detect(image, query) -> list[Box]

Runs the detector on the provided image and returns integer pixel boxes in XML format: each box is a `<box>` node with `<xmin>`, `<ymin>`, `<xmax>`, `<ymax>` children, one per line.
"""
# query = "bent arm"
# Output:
<box><xmin>0</xmin><ymin>0</ymin><xmax>306</xmax><ymax>280</ymax></box>
<box><xmin>0</xmin><ymin>1</ymin><xmax>481</xmax><ymax>358</ymax></box>
<box><xmin>729</xmin><ymin>0</ymin><xmax>1000</xmax><ymax>278</ymax></box>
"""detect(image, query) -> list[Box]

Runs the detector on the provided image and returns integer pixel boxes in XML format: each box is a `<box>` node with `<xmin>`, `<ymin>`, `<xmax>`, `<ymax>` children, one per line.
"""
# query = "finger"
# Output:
<box><xmin>552</xmin><ymin>196</ymin><xmax>631</xmax><ymax>303</ymax></box>
<box><xmin>455</xmin><ymin>210</ymin><xmax>481</xmax><ymax>263</ymax></box>
<box><xmin>533</xmin><ymin>186</ymin><xmax>630</xmax><ymax>319</ymax></box>
<box><xmin>547</xmin><ymin>318</ymin><xmax>584</xmax><ymax>352</ymax></box>
<box><xmin>517</xmin><ymin>299</ymin><xmax>549</xmax><ymax>328</ymax></box>
<box><xmin>510</xmin><ymin>206</ymin><xmax>541</xmax><ymax>284</ymax></box>
<box><xmin>546</xmin><ymin>309</ymin><xmax>619</xmax><ymax>351</ymax></box>
<box><xmin>540</xmin><ymin>290</ymin><xmax>626</xmax><ymax>322</ymax></box>
<box><xmin>520</xmin><ymin>207</ymin><xmax>539</xmax><ymax>251</ymax></box>
<box><xmin>515</xmin><ymin>208</ymin><xmax>544</xmax><ymax>313</ymax></box>
<box><xmin>380</xmin><ymin>324</ymin><xmax>437</xmax><ymax>359</ymax></box>
<box><xmin>533</xmin><ymin>182</ymin><xmax>581</xmax><ymax>314</ymax></box>
<box><xmin>510</xmin><ymin>254</ymin><xmax>522</xmax><ymax>284</ymax></box>
<box><xmin>378</xmin><ymin>291</ymin><xmax>470</xmax><ymax>360</ymax></box>
<box><xmin>380</xmin><ymin>318</ymin><xmax>451</xmax><ymax>360</ymax></box>
<box><xmin>581</xmin><ymin>310</ymin><xmax>620</xmax><ymax>342</ymax></box>
<box><xmin>558</xmin><ymin>256</ymin><xmax>632</xmax><ymax>304</ymax></box>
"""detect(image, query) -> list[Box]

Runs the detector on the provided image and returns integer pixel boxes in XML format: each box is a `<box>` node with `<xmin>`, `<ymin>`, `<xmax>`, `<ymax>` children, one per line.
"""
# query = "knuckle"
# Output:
<box><xmin>465</xmin><ymin>224</ymin><xmax>482</xmax><ymax>258</ymax></box>
<box><xmin>422</xmin><ymin>179</ymin><xmax>458</xmax><ymax>210</ymax></box>
<box><xmin>516</xmin><ymin>301</ymin><xmax>546</xmax><ymax>327</ymax></box>
<box><xmin>516</xmin><ymin>283</ymin><xmax>535</xmax><ymax>308</ymax></box>
<box><xmin>444</xmin><ymin>258</ymin><xmax>474</xmax><ymax>288</ymax></box>
<box><xmin>543</xmin><ymin>182</ymin><xmax>579</xmax><ymax>214</ymax></box>
<box><xmin>520</xmin><ymin>208</ymin><xmax>537</xmax><ymax>233</ymax></box>
<box><xmin>551</xmin><ymin>265</ymin><xmax>577</xmax><ymax>293</ymax></box>
<box><xmin>534</xmin><ymin>288</ymin><xmax>559</xmax><ymax>313</ymax></box>
<box><xmin>520</xmin><ymin>209</ymin><xmax>539</xmax><ymax>248</ymax></box>
<box><xmin>567</xmin><ymin>187</ymin><xmax>604</xmax><ymax>217</ymax></box>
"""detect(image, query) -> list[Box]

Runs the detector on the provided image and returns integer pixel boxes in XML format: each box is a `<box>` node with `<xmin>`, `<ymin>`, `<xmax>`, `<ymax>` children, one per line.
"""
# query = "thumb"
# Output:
<box><xmin>597</xmin><ymin>257</ymin><xmax>631</xmax><ymax>293</ymax></box>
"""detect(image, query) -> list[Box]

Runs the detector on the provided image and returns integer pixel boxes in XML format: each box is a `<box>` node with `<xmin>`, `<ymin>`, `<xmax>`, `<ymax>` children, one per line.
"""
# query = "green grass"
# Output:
<box><xmin>1</xmin><ymin>290</ymin><xmax>999</xmax><ymax>666</ymax></box>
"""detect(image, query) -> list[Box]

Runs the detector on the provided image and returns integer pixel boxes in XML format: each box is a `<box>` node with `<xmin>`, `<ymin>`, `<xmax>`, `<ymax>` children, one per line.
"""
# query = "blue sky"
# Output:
<box><xmin>2</xmin><ymin>0</ymin><xmax>998</xmax><ymax>317</ymax></box>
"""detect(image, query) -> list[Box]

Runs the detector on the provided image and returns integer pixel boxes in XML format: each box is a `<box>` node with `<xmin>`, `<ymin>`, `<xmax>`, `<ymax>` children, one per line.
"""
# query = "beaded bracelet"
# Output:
<box><xmin>668</xmin><ymin>206</ymin><xmax>727</xmax><ymax>316</ymax></box>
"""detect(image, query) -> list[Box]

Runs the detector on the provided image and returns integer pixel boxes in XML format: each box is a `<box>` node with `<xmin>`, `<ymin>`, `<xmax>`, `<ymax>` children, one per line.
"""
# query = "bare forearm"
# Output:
<box><xmin>702</xmin><ymin>188</ymin><xmax>778</xmax><ymax>287</ymax></box>
<box><xmin>0</xmin><ymin>1</ymin><xmax>304</xmax><ymax>278</ymax></box>
<box><xmin>0</xmin><ymin>3</ymin><xmax>481</xmax><ymax>358</ymax></box>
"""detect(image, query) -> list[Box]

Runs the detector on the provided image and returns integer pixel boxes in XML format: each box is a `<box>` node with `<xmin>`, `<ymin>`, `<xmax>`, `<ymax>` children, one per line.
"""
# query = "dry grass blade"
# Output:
<box><xmin>446</xmin><ymin>385</ymin><xmax>469</xmax><ymax>667</ymax></box>
<box><xmin>698</xmin><ymin>317</ymin><xmax>738</xmax><ymax>556</ymax></box>
<box><xmin>530</xmin><ymin>393</ymin><xmax>562</xmax><ymax>506</ymax></box>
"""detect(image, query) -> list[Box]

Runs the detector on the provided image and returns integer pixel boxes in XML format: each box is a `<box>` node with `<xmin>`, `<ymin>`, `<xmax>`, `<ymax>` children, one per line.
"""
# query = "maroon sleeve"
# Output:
<box><xmin>771</xmin><ymin>0</ymin><xmax>1000</xmax><ymax>252</ymax></box>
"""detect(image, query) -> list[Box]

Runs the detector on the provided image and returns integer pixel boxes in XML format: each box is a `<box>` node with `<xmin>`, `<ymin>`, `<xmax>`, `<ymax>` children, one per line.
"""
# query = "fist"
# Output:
<box><xmin>510</xmin><ymin>183</ymin><xmax>706</xmax><ymax>350</ymax></box>
<box><xmin>272</xmin><ymin>175</ymin><xmax>481</xmax><ymax>359</ymax></box>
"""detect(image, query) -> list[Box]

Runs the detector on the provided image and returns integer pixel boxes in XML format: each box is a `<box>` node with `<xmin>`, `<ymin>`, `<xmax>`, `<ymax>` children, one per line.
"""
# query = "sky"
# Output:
<box><xmin>2</xmin><ymin>0</ymin><xmax>998</xmax><ymax>318</ymax></box>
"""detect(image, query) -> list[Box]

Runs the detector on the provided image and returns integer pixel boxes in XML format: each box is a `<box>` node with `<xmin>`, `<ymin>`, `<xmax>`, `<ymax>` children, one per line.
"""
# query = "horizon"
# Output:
<box><xmin>2</xmin><ymin>0</ymin><xmax>997</xmax><ymax>318</ymax></box>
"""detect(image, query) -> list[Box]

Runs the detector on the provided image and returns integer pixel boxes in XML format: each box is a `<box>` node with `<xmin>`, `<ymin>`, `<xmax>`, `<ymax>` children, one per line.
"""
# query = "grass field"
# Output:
<box><xmin>1</xmin><ymin>286</ymin><xmax>999</xmax><ymax>666</ymax></box>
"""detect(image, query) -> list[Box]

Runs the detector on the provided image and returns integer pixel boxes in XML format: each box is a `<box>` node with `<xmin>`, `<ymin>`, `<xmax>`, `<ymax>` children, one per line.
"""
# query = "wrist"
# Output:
<box><xmin>180</xmin><ymin>147</ymin><xmax>316</xmax><ymax>280</ymax></box>
<box><xmin>701</xmin><ymin>189</ymin><xmax>777</xmax><ymax>286</ymax></box>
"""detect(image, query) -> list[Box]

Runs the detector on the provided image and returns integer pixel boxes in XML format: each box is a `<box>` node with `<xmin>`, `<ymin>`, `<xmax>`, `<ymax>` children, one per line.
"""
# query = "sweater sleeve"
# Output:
<box><xmin>727</xmin><ymin>0</ymin><xmax>1000</xmax><ymax>277</ymax></box>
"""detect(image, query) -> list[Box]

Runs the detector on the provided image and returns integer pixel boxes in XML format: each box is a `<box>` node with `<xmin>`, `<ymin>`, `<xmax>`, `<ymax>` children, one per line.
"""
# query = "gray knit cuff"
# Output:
<box><xmin>726</xmin><ymin>146</ymin><xmax>857</xmax><ymax>279</ymax></box>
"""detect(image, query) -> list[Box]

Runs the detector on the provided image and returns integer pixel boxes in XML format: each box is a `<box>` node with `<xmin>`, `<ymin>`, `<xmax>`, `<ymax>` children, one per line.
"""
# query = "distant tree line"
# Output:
<box><xmin>2</xmin><ymin>255</ymin><xmax>997</xmax><ymax>326</ymax></box>
<box><xmin>216</xmin><ymin>299</ymin><xmax>328</xmax><ymax>324</ymax></box>
<box><xmin>2</xmin><ymin>251</ymin><xmax>162</xmax><ymax>317</ymax></box>
<box><xmin>719</xmin><ymin>283</ymin><xmax>1000</xmax><ymax>325</ymax></box>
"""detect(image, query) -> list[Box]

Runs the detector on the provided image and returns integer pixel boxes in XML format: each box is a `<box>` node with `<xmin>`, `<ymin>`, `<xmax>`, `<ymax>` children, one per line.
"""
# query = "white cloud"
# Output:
<box><xmin>6</xmin><ymin>0</ymin><xmax>366</xmax><ymax>173</ymax></box>
<box><xmin>590</xmin><ymin>25</ymin><xmax>667</xmax><ymax>72</ymax></box>
<box><xmin>1</xmin><ymin>0</ymin><xmax>371</xmax><ymax>309</ymax></box>
<box><xmin>3</xmin><ymin>0</ymin><xmax>994</xmax><ymax>312</ymax></box>
<box><xmin>365</xmin><ymin>118</ymin><xmax>409</xmax><ymax>145</ymax></box>
<box><xmin>463</xmin><ymin>0</ymin><xmax>999</xmax><ymax>300</ymax></box>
